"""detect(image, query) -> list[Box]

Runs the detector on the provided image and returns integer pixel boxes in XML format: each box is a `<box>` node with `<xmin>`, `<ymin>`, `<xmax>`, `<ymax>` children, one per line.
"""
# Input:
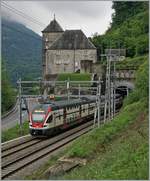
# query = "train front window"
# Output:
<box><xmin>32</xmin><ymin>114</ymin><xmax>45</xmax><ymax>122</ymax></box>
<box><xmin>46</xmin><ymin>115</ymin><xmax>53</xmax><ymax>123</ymax></box>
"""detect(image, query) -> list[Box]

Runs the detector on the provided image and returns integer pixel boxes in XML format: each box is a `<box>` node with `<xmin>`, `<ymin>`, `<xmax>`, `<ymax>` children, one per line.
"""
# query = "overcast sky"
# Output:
<box><xmin>2</xmin><ymin>1</ymin><xmax>114</xmax><ymax>37</ymax></box>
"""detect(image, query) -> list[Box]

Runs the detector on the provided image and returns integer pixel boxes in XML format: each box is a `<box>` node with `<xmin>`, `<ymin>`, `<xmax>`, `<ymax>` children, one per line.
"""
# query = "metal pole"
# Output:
<box><xmin>110</xmin><ymin>82</ymin><xmax>113</xmax><ymax>119</ymax></box>
<box><xmin>97</xmin><ymin>89</ymin><xmax>100</xmax><ymax>127</ymax></box>
<box><xmin>108</xmin><ymin>55</ymin><xmax>111</xmax><ymax>121</ymax></box>
<box><xmin>93</xmin><ymin>107</ymin><xmax>97</xmax><ymax>128</ymax></box>
<box><xmin>67</xmin><ymin>78</ymin><xmax>70</xmax><ymax>100</ymax></box>
<box><xmin>74</xmin><ymin>49</ymin><xmax>75</xmax><ymax>72</ymax></box>
<box><xmin>98</xmin><ymin>78</ymin><xmax>101</xmax><ymax>127</ymax></box>
<box><xmin>104</xmin><ymin>56</ymin><xmax>109</xmax><ymax>122</ymax></box>
<box><xmin>78</xmin><ymin>84</ymin><xmax>81</xmax><ymax>99</ymax></box>
<box><xmin>127</xmin><ymin>87</ymin><xmax>129</xmax><ymax>97</ymax></box>
<box><xmin>113</xmin><ymin>62</ymin><xmax>116</xmax><ymax>116</ymax></box>
<box><xmin>18</xmin><ymin>78</ymin><xmax>22</xmax><ymax>130</ymax></box>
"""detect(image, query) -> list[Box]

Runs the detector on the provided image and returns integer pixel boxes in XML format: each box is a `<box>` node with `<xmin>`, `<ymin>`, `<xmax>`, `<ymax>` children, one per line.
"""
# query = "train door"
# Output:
<box><xmin>63</xmin><ymin>107</ymin><xmax>67</xmax><ymax>127</ymax></box>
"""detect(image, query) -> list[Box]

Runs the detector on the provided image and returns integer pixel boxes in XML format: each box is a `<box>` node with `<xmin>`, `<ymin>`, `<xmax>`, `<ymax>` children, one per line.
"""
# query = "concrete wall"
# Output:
<box><xmin>45</xmin><ymin>49</ymin><xmax>97</xmax><ymax>74</ymax></box>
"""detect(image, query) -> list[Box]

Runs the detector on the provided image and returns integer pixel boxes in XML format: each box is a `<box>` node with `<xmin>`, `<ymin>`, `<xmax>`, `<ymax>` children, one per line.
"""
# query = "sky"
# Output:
<box><xmin>2</xmin><ymin>1</ymin><xmax>114</xmax><ymax>37</ymax></box>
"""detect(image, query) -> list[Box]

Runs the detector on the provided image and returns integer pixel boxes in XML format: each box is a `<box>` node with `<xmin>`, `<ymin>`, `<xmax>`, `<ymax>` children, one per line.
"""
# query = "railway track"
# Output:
<box><xmin>1</xmin><ymin>120</ymin><xmax>94</xmax><ymax>179</ymax></box>
<box><xmin>2</xmin><ymin>135</ymin><xmax>35</xmax><ymax>152</ymax></box>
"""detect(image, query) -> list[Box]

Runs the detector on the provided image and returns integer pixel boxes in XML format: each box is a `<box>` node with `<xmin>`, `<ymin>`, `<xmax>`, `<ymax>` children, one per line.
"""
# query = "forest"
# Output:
<box><xmin>91</xmin><ymin>1</ymin><xmax>148</xmax><ymax>59</ymax></box>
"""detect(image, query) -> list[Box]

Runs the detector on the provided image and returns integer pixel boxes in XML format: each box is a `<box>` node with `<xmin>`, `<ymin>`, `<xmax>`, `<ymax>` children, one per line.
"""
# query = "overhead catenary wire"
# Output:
<box><xmin>2</xmin><ymin>2</ymin><xmax>46</xmax><ymax>28</ymax></box>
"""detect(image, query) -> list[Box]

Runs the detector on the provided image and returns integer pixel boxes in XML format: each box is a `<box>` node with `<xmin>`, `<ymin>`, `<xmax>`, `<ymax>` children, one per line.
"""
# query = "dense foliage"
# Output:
<box><xmin>124</xmin><ymin>57</ymin><xmax>149</xmax><ymax>106</ymax></box>
<box><xmin>2</xmin><ymin>18</ymin><xmax>42</xmax><ymax>84</ymax></box>
<box><xmin>2</xmin><ymin>61</ymin><xmax>16</xmax><ymax>114</ymax></box>
<box><xmin>111</xmin><ymin>1</ymin><xmax>148</xmax><ymax>28</ymax></box>
<box><xmin>91</xmin><ymin>1</ymin><xmax>149</xmax><ymax>58</ymax></box>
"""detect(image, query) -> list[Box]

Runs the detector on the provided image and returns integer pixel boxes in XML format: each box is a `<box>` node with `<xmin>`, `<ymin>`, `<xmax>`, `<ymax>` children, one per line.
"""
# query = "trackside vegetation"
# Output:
<box><xmin>59</xmin><ymin>55</ymin><xmax>148</xmax><ymax>180</ymax></box>
<box><xmin>2</xmin><ymin>121</ymin><xmax>29</xmax><ymax>143</ymax></box>
<box><xmin>115</xmin><ymin>55</ymin><xmax>148</xmax><ymax>69</ymax></box>
<box><xmin>22</xmin><ymin>44</ymin><xmax>148</xmax><ymax>180</ymax></box>
<box><xmin>60</xmin><ymin>53</ymin><xmax>148</xmax><ymax>179</ymax></box>
<box><xmin>24</xmin><ymin>57</ymin><xmax>148</xmax><ymax>180</ymax></box>
<box><xmin>61</xmin><ymin>101</ymin><xmax>148</xmax><ymax>179</ymax></box>
<box><xmin>57</xmin><ymin>73</ymin><xmax>91</xmax><ymax>81</ymax></box>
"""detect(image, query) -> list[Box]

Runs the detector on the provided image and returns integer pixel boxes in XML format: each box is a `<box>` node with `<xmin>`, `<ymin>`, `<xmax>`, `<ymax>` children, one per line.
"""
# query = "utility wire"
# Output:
<box><xmin>2</xmin><ymin>2</ymin><xmax>46</xmax><ymax>28</ymax></box>
<box><xmin>2</xmin><ymin>2</ymin><xmax>46</xmax><ymax>26</ymax></box>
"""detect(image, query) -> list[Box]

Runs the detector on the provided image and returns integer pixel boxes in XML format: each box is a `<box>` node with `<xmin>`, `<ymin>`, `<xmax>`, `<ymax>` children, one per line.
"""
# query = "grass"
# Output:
<box><xmin>2</xmin><ymin>121</ymin><xmax>29</xmax><ymax>143</ymax></box>
<box><xmin>24</xmin><ymin>98</ymin><xmax>148</xmax><ymax>180</ymax></box>
<box><xmin>98</xmin><ymin>55</ymin><xmax>148</xmax><ymax>70</ymax></box>
<box><xmin>61</xmin><ymin>99</ymin><xmax>148</xmax><ymax>179</ymax></box>
<box><xmin>57</xmin><ymin>73</ymin><xmax>91</xmax><ymax>81</ymax></box>
<box><xmin>115</xmin><ymin>55</ymin><xmax>148</xmax><ymax>69</ymax></box>
<box><xmin>63</xmin><ymin>120</ymin><xmax>148</xmax><ymax>179</ymax></box>
<box><xmin>65</xmin><ymin>99</ymin><xmax>147</xmax><ymax>158</ymax></box>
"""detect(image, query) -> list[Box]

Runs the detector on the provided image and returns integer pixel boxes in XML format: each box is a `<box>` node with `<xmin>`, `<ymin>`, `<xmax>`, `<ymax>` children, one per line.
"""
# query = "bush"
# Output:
<box><xmin>123</xmin><ymin>57</ymin><xmax>148</xmax><ymax>106</ymax></box>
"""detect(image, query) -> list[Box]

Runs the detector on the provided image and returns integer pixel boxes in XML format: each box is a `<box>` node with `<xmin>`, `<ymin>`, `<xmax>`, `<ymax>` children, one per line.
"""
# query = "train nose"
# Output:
<box><xmin>31</xmin><ymin>129</ymin><xmax>43</xmax><ymax>136</ymax></box>
<box><xmin>32</xmin><ymin>122</ymin><xmax>43</xmax><ymax>128</ymax></box>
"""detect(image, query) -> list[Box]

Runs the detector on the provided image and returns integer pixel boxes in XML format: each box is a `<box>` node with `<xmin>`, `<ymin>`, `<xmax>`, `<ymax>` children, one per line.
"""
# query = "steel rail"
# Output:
<box><xmin>2</xmin><ymin>135</ymin><xmax>35</xmax><ymax>152</ymax></box>
<box><xmin>2</xmin><ymin>139</ymin><xmax>43</xmax><ymax>158</ymax></box>
<box><xmin>2</xmin><ymin>120</ymin><xmax>94</xmax><ymax>179</ymax></box>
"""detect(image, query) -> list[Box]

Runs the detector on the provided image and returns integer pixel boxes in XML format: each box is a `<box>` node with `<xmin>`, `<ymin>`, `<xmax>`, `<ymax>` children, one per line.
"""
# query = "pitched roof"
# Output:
<box><xmin>42</xmin><ymin>19</ymin><xmax>64</xmax><ymax>32</ymax></box>
<box><xmin>49</xmin><ymin>30</ymin><xmax>96</xmax><ymax>50</ymax></box>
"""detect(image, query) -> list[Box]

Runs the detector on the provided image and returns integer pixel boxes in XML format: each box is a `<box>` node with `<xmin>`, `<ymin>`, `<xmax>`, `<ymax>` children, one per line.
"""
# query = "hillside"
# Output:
<box><xmin>25</xmin><ymin>58</ymin><xmax>149</xmax><ymax>180</ymax></box>
<box><xmin>91</xmin><ymin>1</ymin><xmax>148</xmax><ymax>59</ymax></box>
<box><xmin>2</xmin><ymin>18</ymin><xmax>42</xmax><ymax>84</ymax></box>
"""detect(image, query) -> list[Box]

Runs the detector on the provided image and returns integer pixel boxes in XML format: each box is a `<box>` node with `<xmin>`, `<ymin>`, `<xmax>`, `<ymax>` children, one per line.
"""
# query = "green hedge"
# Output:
<box><xmin>57</xmin><ymin>73</ymin><xmax>91</xmax><ymax>81</ymax></box>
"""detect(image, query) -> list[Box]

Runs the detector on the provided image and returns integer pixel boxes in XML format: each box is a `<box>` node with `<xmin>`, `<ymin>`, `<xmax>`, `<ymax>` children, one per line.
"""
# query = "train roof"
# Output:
<box><xmin>33</xmin><ymin>98</ymin><xmax>96</xmax><ymax>111</ymax></box>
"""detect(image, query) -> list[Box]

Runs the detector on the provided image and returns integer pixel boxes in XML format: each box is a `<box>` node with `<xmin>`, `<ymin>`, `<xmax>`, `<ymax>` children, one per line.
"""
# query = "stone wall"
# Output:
<box><xmin>45</xmin><ymin>49</ymin><xmax>97</xmax><ymax>74</ymax></box>
<box><xmin>43</xmin><ymin>32</ymin><xmax>63</xmax><ymax>48</ymax></box>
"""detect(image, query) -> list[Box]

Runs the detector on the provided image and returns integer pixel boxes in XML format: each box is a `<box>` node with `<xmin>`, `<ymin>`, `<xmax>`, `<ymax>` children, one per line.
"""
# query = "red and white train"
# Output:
<box><xmin>29</xmin><ymin>96</ymin><xmax>122</xmax><ymax>136</ymax></box>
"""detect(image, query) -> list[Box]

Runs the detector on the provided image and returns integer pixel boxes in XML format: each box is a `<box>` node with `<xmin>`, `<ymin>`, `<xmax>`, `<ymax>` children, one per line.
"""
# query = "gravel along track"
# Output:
<box><xmin>1</xmin><ymin>121</ymin><xmax>93</xmax><ymax>179</ymax></box>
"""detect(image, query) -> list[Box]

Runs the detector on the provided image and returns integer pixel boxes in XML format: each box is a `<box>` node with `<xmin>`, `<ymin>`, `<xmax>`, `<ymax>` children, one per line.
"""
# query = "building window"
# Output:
<box><xmin>56</xmin><ymin>60</ymin><xmax>61</xmax><ymax>65</ymax></box>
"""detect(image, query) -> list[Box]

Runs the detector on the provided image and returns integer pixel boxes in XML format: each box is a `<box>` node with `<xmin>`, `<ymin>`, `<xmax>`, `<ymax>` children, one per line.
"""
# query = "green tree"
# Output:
<box><xmin>111</xmin><ymin>1</ymin><xmax>148</xmax><ymax>28</ymax></box>
<box><xmin>91</xmin><ymin>2</ymin><xmax>148</xmax><ymax>58</ymax></box>
<box><xmin>2</xmin><ymin>61</ymin><xmax>16</xmax><ymax>113</ymax></box>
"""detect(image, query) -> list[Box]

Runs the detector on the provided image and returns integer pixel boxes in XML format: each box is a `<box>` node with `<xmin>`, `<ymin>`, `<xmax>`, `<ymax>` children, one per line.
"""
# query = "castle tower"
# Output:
<box><xmin>42</xmin><ymin>17</ymin><xmax>64</xmax><ymax>79</ymax></box>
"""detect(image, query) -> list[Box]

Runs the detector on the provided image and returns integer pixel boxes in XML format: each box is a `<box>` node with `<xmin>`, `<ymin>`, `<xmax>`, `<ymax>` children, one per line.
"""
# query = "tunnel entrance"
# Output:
<box><xmin>116</xmin><ymin>86</ymin><xmax>131</xmax><ymax>98</ymax></box>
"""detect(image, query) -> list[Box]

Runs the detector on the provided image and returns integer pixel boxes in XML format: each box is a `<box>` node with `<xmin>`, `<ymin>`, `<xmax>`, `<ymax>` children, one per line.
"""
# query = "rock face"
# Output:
<box><xmin>42</xmin><ymin>18</ymin><xmax>97</xmax><ymax>79</ymax></box>
<box><xmin>44</xmin><ymin>156</ymin><xmax>87</xmax><ymax>178</ymax></box>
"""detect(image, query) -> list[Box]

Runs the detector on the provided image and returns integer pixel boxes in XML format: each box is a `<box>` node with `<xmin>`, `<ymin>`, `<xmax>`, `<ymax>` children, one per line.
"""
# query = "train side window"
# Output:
<box><xmin>83</xmin><ymin>107</ymin><xmax>85</xmax><ymax>112</ymax></box>
<box><xmin>46</xmin><ymin>115</ymin><xmax>53</xmax><ymax>123</ymax></box>
<box><xmin>59</xmin><ymin>114</ymin><xmax>61</xmax><ymax>120</ymax></box>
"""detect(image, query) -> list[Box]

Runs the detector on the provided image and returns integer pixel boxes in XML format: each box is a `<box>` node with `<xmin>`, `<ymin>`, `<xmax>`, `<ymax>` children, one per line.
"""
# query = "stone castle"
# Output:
<box><xmin>42</xmin><ymin>17</ymin><xmax>97</xmax><ymax>80</ymax></box>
